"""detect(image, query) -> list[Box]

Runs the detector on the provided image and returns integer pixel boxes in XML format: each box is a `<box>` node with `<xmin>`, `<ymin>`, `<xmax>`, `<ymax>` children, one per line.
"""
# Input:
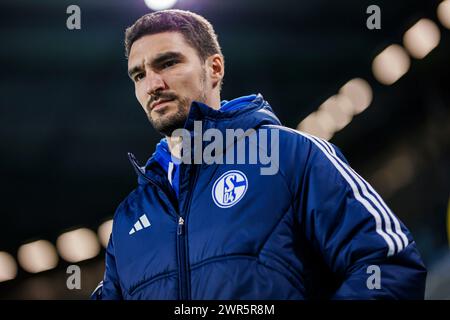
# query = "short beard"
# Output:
<box><xmin>148</xmin><ymin>95</ymin><xmax>191</xmax><ymax>136</ymax></box>
<box><xmin>148</xmin><ymin>71</ymin><xmax>207</xmax><ymax>136</ymax></box>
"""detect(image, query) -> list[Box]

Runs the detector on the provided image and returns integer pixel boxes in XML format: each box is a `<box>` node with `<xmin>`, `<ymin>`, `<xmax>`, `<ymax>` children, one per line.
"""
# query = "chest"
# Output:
<box><xmin>114</xmin><ymin>165</ymin><xmax>293</xmax><ymax>289</ymax></box>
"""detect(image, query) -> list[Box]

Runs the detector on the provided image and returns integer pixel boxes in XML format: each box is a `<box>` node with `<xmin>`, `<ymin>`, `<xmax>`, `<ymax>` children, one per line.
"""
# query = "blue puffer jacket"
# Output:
<box><xmin>92</xmin><ymin>94</ymin><xmax>426</xmax><ymax>300</ymax></box>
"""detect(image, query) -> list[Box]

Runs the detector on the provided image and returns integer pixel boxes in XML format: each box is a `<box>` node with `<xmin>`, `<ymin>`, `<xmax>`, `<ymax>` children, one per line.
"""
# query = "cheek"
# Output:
<box><xmin>171</xmin><ymin>68</ymin><xmax>203</xmax><ymax>90</ymax></box>
<box><xmin>134</xmin><ymin>85</ymin><xmax>147</xmax><ymax>110</ymax></box>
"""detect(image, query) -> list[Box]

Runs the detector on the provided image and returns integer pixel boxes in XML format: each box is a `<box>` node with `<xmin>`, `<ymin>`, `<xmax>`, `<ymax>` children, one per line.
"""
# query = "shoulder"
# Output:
<box><xmin>259</xmin><ymin>124</ymin><xmax>316</xmax><ymax>148</ymax></box>
<box><xmin>111</xmin><ymin>187</ymin><xmax>142</xmax><ymax>229</ymax></box>
<box><xmin>256</xmin><ymin>124</ymin><xmax>351</xmax><ymax>187</ymax></box>
<box><xmin>259</xmin><ymin>124</ymin><xmax>346</xmax><ymax>163</ymax></box>
<box><xmin>258</xmin><ymin>124</ymin><xmax>319</xmax><ymax>161</ymax></box>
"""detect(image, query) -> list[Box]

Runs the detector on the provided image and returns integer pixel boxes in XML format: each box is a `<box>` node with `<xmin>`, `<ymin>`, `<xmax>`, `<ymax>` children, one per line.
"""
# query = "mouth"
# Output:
<box><xmin>151</xmin><ymin>99</ymin><xmax>174</xmax><ymax>112</ymax></box>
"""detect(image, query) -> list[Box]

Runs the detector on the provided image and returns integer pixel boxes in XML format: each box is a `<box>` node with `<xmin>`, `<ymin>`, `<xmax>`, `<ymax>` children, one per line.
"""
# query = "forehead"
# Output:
<box><xmin>128</xmin><ymin>32</ymin><xmax>197</xmax><ymax>66</ymax></box>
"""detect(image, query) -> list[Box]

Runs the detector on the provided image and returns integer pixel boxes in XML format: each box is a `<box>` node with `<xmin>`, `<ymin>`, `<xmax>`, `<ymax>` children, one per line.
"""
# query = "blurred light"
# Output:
<box><xmin>144</xmin><ymin>0</ymin><xmax>178</xmax><ymax>11</ymax></box>
<box><xmin>437</xmin><ymin>0</ymin><xmax>450</xmax><ymax>29</ymax></box>
<box><xmin>403</xmin><ymin>19</ymin><xmax>441</xmax><ymax>59</ymax></box>
<box><xmin>315</xmin><ymin>110</ymin><xmax>336</xmax><ymax>134</ymax></box>
<box><xmin>97</xmin><ymin>219</ymin><xmax>113</xmax><ymax>248</ymax></box>
<box><xmin>57</xmin><ymin>228</ymin><xmax>100</xmax><ymax>263</ymax></box>
<box><xmin>339</xmin><ymin>78</ymin><xmax>373</xmax><ymax>114</ymax></box>
<box><xmin>372</xmin><ymin>44</ymin><xmax>410</xmax><ymax>85</ymax></box>
<box><xmin>0</xmin><ymin>251</ymin><xmax>18</xmax><ymax>282</ymax></box>
<box><xmin>318</xmin><ymin>95</ymin><xmax>353</xmax><ymax>131</ymax></box>
<box><xmin>371</xmin><ymin>151</ymin><xmax>415</xmax><ymax>198</ymax></box>
<box><xmin>17</xmin><ymin>240</ymin><xmax>58</xmax><ymax>274</ymax></box>
<box><xmin>297</xmin><ymin>112</ymin><xmax>334</xmax><ymax>141</ymax></box>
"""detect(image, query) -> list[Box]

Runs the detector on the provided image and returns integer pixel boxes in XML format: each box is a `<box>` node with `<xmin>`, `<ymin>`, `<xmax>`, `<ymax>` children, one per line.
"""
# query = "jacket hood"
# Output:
<box><xmin>128</xmin><ymin>93</ymin><xmax>281</xmax><ymax>185</ymax></box>
<box><xmin>184</xmin><ymin>93</ymin><xmax>281</xmax><ymax>134</ymax></box>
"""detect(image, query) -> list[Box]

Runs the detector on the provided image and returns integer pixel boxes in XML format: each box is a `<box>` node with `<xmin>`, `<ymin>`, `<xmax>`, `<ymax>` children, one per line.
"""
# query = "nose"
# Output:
<box><xmin>145</xmin><ymin>70</ymin><xmax>166</xmax><ymax>96</ymax></box>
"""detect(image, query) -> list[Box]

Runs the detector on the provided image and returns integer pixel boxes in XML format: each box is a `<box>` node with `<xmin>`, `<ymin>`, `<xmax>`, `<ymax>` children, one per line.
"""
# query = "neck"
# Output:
<box><xmin>166</xmin><ymin>135</ymin><xmax>183</xmax><ymax>159</ymax></box>
<box><xmin>165</xmin><ymin>91</ymin><xmax>221</xmax><ymax>156</ymax></box>
<box><xmin>207</xmin><ymin>90</ymin><xmax>221</xmax><ymax>110</ymax></box>
<box><xmin>201</xmin><ymin>89</ymin><xmax>220</xmax><ymax>110</ymax></box>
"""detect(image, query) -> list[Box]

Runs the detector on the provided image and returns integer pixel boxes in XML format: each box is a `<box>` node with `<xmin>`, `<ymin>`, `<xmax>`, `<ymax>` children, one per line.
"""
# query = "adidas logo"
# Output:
<box><xmin>129</xmin><ymin>214</ymin><xmax>151</xmax><ymax>235</ymax></box>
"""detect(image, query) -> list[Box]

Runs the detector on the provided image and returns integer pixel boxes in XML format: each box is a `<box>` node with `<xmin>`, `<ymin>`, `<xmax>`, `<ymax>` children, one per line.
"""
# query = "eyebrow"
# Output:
<box><xmin>127</xmin><ymin>51</ymin><xmax>185</xmax><ymax>80</ymax></box>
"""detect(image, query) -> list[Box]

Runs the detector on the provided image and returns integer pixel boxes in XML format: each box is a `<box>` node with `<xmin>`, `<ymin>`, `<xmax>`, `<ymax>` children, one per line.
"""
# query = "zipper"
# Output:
<box><xmin>177</xmin><ymin>164</ymin><xmax>199</xmax><ymax>300</ymax></box>
<box><xmin>128</xmin><ymin>152</ymin><xmax>197</xmax><ymax>300</ymax></box>
<box><xmin>177</xmin><ymin>215</ymin><xmax>187</xmax><ymax>299</ymax></box>
<box><xmin>128</xmin><ymin>152</ymin><xmax>178</xmax><ymax>215</ymax></box>
<box><xmin>177</xmin><ymin>216</ymin><xmax>184</xmax><ymax>235</ymax></box>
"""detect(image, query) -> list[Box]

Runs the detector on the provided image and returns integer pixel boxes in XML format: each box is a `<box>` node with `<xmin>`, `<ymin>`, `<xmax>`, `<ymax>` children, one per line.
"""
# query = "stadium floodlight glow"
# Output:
<box><xmin>56</xmin><ymin>228</ymin><xmax>101</xmax><ymax>263</ymax></box>
<box><xmin>297</xmin><ymin>112</ymin><xmax>334</xmax><ymax>141</ymax></box>
<box><xmin>144</xmin><ymin>0</ymin><xmax>178</xmax><ymax>11</ymax></box>
<box><xmin>0</xmin><ymin>251</ymin><xmax>17</xmax><ymax>282</ymax></box>
<box><xmin>318</xmin><ymin>95</ymin><xmax>353</xmax><ymax>132</ymax></box>
<box><xmin>403</xmin><ymin>19</ymin><xmax>441</xmax><ymax>59</ymax></box>
<box><xmin>437</xmin><ymin>0</ymin><xmax>450</xmax><ymax>29</ymax></box>
<box><xmin>97</xmin><ymin>219</ymin><xmax>113</xmax><ymax>248</ymax></box>
<box><xmin>372</xmin><ymin>44</ymin><xmax>410</xmax><ymax>85</ymax></box>
<box><xmin>17</xmin><ymin>240</ymin><xmax>59</xmax><ymax>274</ymax></box>
<box><xmin>339</xmin><ymin>78</ymin><xmax>373</xmax><ymax>115</ymax></box>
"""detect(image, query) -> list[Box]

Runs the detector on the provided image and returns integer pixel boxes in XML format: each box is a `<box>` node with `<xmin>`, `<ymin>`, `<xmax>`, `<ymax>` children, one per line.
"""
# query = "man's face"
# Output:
<box><xmin>128</xmin><ymin>32</ymin><xmax>209</xmax><ymax>136</ymax></box>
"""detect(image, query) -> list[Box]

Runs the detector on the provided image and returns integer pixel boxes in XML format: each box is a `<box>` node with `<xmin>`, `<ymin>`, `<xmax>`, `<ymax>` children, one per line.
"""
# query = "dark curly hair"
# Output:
<box><xmin>124</xmin><ymin>9</ymin><xmax>223</xmax><ymax>64</ymax></box>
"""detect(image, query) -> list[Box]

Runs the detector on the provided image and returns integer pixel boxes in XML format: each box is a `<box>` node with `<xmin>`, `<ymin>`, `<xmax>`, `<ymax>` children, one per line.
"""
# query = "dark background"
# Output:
<box><xmin>0</xmin><ymin>0</ymin><xmax>449</xmax><ymax>299</ymax></box>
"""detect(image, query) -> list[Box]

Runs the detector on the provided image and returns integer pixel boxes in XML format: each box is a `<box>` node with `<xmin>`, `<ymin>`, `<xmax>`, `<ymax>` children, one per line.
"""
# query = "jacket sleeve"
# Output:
<box><xmin>293</xmin><ymin>132</ymin><xmax>427</xmax><ymax>299</ymax></box>
<box><xmin>90</xmin><ymin>231</ymin><xmax>123</xmax><ymax>300</ymax></box>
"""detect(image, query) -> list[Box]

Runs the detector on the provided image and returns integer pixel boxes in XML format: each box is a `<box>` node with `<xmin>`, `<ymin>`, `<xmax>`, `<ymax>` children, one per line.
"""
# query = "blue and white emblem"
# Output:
<box><xmin>212</xmin><ymin>170</ymin><xmax>248</xmax><ymax>208</ymax></box>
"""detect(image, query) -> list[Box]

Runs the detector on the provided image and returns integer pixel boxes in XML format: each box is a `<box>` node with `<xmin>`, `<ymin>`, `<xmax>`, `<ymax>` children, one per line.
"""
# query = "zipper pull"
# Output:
<box><xmin>177</xmin><ymin>216</ymin><xmax>184</xmax><ymax>235</ymax></box>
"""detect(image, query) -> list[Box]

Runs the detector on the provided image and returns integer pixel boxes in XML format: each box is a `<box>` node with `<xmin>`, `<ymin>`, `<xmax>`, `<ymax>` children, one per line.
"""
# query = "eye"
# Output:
<box><xmin>162</xmin><ymin>60</ymin><xmax>177</xmax><ymax>69</ymax></box>
<box><xmin>134</xmin><ymin>73</ymin><xmax>145</xmax><ymax>82</ymax></box>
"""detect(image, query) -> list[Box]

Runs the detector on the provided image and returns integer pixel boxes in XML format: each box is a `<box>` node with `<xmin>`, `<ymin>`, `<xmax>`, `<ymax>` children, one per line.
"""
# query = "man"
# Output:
<box><xmin>91</xmin><ymin>9</ymin><xmax>426</xmax><ymax>300</ymax></box>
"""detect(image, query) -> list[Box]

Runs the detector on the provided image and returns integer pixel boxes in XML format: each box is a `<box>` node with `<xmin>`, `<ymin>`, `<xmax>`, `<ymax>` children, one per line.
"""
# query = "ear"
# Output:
<box><xmin>206</xmin><ymin>54</ymin><xmax>224</xmax><ymax>89</ymax></box>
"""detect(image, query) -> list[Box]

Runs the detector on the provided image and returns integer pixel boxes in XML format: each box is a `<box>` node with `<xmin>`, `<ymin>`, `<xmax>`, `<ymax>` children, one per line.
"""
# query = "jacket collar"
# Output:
<box><xmin>130</xmin><ymin>93</ymin><xmax>281</xmax><ymax>185</ymax></box>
